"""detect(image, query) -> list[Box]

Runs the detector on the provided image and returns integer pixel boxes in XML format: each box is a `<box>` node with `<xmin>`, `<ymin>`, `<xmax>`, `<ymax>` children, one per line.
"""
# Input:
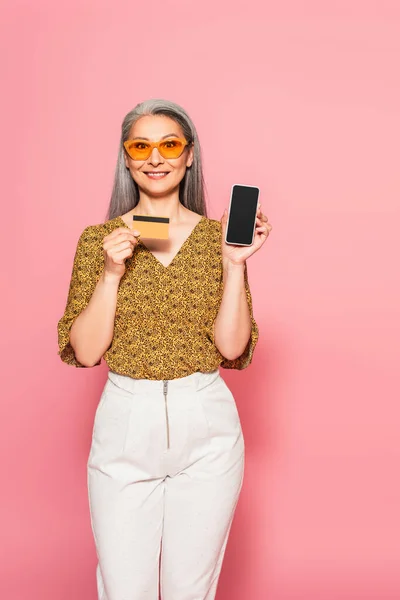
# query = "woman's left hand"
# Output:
<box><xmin>221</xmin><ymin>205</ymin><xmax>272</xmax><ymax>266</ymax></box>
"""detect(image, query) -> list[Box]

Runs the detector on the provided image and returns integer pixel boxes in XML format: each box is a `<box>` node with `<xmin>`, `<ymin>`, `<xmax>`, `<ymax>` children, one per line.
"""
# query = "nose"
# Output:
<box><xmin>148</xmin><ymin>146</ymin><xmax>163</xmax><ymax>166</ymax></box>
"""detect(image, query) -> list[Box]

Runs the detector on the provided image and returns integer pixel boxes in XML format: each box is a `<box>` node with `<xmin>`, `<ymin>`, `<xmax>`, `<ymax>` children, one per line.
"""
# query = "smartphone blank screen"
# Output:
<box><xmin>226</xmin><ymin>184</ymin><xmax>259</xmax><ymax>245</ymax></box>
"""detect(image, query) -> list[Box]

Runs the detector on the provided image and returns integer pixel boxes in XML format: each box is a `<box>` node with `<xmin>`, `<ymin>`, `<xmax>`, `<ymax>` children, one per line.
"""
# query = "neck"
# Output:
<box><xmin>132</xmin><ymin>192</ymin><xmax>185</xmax><ymax>223</ymax></box>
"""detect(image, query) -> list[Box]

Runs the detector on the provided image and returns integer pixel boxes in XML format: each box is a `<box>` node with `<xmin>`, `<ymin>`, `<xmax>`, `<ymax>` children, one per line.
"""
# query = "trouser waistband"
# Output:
<box><xmin>107</xmin><ymin>368</ymin><xmax>220</xmax><ymax>394</ymax></box>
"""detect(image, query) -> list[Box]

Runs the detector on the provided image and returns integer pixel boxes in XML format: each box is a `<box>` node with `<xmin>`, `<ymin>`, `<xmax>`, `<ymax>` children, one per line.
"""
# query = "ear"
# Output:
<box><xmin>186</xmin><ymin>144</ymin><xmax>194</xmax><ymax>168</ymax></box>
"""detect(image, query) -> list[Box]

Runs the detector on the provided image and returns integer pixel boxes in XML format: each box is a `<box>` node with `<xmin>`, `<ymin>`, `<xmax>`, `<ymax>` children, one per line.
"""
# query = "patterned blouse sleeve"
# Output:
<box><xmin>208</xmin><ymin>261</ymin><xmax>259</xmax><ymax>370</ymax></box>
<box><xmin>57</xmin><ymin>225</ymin><xmax>103</xmax><ymax>367</ymax></box>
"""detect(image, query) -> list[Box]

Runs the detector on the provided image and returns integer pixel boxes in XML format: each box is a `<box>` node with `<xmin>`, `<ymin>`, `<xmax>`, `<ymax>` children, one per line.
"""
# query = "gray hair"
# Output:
<box><xmin>105</xmin><ymin>98</ymin><xmax>208</xmax><ymax>221</ymax></box>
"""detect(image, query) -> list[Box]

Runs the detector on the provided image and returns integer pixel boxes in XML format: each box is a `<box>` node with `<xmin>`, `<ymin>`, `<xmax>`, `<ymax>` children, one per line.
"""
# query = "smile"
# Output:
<box><xmin>145</xmin><ymin>172</ymin><xmax>170</xmax><ymax>179</ymax></box>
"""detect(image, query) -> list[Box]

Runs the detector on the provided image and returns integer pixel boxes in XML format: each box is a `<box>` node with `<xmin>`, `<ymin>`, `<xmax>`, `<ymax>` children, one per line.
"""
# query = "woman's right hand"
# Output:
<box><xmin>102</xmin><ymin>227</ymin><xmax>141</xmax><ymax>280</ymax></box>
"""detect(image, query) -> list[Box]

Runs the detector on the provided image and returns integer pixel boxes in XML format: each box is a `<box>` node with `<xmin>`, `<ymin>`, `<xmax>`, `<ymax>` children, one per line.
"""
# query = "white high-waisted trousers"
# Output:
<box><xmin>87</xmin><ymin>368</ymin><xmax>245</xmax><ymax>600</ymax></box>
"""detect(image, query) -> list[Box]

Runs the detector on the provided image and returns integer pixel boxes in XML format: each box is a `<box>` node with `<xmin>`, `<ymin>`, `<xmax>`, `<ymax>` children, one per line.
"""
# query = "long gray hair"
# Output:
<box><xmin>105</xmin><ymin>99</ymin><xmax>208</xmax><ymax>221</ymax></box>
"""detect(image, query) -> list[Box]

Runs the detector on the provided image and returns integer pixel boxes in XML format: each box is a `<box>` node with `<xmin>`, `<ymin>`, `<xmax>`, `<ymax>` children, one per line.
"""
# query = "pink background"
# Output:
<box><xmin>2</xmin><ymin>1</ymin><xmax>400</xmax><ymax>599</ymax></box>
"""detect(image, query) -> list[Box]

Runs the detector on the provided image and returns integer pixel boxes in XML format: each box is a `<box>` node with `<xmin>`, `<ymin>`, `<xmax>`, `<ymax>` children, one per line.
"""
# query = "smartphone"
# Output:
<box><xmin>225</xmin><ymin>184</ymin><xmax>260</xmax><ymax>246</ymax></box>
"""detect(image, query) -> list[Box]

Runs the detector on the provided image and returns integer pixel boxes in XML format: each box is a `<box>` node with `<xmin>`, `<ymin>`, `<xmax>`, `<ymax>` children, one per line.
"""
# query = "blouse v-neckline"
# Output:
<box><xmin>114</xmin><ymin>214</ymin><xmax>206</xmax><ymax>270</ymax></box>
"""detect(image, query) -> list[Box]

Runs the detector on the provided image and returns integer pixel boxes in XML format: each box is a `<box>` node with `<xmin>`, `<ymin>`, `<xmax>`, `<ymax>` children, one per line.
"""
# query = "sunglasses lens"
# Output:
<box><xmin>125</xmin><ymin>140</ymin><xmax>152</xmax><ymax>159</ymax></box>
<box><xmin>159</xmin><ymin>139</ymin><xmax>185</xmax><ymax>158</ymax></box>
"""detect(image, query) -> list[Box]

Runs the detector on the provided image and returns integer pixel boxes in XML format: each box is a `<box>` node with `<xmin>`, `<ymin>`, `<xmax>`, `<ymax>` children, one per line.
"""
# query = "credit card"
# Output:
<box><xmin>132</xmin><ymin>215</ymin><xmax>170</xmax><ymax>239</ymax></box>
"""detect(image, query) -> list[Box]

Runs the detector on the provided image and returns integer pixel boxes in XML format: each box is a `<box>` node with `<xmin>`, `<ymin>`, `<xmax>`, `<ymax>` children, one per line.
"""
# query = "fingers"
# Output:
<box><xmin>103</xmin><ymin>230</ymin><xmax>140</xmax><ymax>251</ymax></box>
<box><xmin>256</xmin><ymin>206</ymin><xmax>268</xmax><ymax>222</ymax></box>
<box><xmin>104</xmin><ymin>241</ymin><xmax>136</xmax><ymax>265</ymax></box>
<box><xmin>104</xmin><ymin>226</ymin><xmax>141</xmax><ymax>241</ymax></box>
<box><xmin>255</xmin><ymin>224</ymin><xmax>272</xmax><ymax>236</ymax></box>
<box><xmin>107</xmin><ymin>239</ymin><xmax>135</xmax><ymax>253</ymax></box>
<box><xmin>102</xmin><ymin>227</ymin><xmax>141</xmax><ymax>271</ymax></box>
<box><xmin>255</xmin><ymin>222</ymin><xmax>272</xmax><ymax>238</ymax></box>
<box><xmin>255</xmin><ymin>207</ymin><xmax>272</xmax><ymax>234</ymax></box>
<box><xmin>111</xmin><ymin>247</ymin><xmax>135</xmax><ymax>265</ymax></box>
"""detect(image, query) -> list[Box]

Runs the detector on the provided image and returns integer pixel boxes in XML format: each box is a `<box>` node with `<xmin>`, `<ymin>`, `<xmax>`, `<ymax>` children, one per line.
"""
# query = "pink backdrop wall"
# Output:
<box><xmin>2</xmin><ymin>1</ymin><xmax>399</xmax><ymax>598</ymax></box>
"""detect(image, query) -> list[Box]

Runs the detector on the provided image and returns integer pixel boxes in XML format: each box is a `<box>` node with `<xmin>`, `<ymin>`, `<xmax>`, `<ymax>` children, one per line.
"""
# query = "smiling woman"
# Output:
<box><xmin>57</xmin><ymin>98</ymin><xmax>265</xmax><ymax>600</ymax></box>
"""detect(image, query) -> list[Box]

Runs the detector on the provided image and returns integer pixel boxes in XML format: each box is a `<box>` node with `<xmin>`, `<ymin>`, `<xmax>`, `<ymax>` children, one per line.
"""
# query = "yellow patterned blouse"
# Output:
<box><xmin>57</xmin><ymin>215</ymin><xmax>259</xmax><ymax>380</ymax></box>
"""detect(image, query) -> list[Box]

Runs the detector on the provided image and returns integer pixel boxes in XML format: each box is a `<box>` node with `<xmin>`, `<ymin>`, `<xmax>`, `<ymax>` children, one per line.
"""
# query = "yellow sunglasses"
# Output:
<box><xmin>123</xmin><ymin>137</ymin><xmax>192</xmax><ymax>160</ymax></box>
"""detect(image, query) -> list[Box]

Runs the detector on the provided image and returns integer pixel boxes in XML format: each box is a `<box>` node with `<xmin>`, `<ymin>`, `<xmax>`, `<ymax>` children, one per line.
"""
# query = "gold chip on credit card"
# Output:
<box><xmin>132</xmin><ymin>215</ymin><xmax>170</xmax><ymax>239</ymax></box>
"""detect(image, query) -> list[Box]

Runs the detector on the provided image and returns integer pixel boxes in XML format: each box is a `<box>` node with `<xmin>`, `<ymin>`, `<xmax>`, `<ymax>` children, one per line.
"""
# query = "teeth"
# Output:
<box><xmin>147</xmin><ymin>172</ymin><xmax>168</xmax><ymax>177</ymax></box>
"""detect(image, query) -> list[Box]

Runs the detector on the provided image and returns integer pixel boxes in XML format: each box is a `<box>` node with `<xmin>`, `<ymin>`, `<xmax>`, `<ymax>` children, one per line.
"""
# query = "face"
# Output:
<box><xmin>124</xmin><ymin>115</ymin><xmax>194</xmax><ymax>197</ymax></box>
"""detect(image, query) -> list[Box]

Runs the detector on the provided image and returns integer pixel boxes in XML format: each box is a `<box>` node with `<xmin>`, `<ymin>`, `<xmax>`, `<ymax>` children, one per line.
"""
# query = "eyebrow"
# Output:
<box><xmin>131</xmin><ymin>133</ymin><xmax>180</xmax><ymax>141</ymax></box>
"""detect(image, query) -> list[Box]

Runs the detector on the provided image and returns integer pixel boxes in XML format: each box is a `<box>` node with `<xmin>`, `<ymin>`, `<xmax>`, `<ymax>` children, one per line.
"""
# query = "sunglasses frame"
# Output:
<box><xmin>123</xmin><ymin>137</ymin><xmax>192</xmax><ymax>160</ymax></box>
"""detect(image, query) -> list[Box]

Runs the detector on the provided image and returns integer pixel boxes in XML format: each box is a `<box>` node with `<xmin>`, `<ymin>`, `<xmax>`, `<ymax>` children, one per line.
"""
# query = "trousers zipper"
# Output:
<box><xmin>163</xmin><ymin>380</ymin><xmax>170</xmax><ymax>449</ymax></box>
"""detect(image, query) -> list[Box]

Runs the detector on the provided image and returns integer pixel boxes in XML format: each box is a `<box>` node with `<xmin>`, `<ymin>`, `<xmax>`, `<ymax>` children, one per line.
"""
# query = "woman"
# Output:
<box><xmin>57</xmin><ymin>98</ymin><xmax>272</xmax><ymax>600</ymax></box>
